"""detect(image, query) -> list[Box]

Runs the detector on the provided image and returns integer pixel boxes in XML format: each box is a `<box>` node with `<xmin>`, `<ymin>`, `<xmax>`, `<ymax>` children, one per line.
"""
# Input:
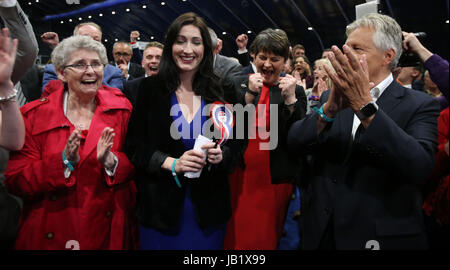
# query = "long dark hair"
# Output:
<box><xmin>158</xmin><ymin>12</ymin><xmax>223</xmax><ymax>103</ymax></box>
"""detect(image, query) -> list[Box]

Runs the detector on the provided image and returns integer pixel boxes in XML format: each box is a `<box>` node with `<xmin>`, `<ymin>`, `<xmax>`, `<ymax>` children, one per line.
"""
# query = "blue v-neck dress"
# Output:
<box><xmin>139</xmin><ymin>92</ymin><xmax>226</xmax><ymax>250</ymax></box>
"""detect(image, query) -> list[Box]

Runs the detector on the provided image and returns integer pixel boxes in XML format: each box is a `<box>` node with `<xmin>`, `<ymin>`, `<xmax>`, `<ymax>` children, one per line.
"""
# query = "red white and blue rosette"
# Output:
<box><xmin>210</xmin><ymin>101</ymin><xmax>234</xmax><ymax>145</ymax></box>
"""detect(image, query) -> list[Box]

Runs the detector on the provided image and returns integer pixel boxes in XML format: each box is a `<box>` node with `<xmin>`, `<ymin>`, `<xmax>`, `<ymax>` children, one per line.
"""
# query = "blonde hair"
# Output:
<box><xmin>314</xmin><ymin>58</ymin><xmax>334</xmax><ymax>90</ymax></box>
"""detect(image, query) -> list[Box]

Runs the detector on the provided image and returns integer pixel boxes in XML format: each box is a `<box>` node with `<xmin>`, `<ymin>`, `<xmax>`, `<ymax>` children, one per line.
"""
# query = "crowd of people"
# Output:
<box><xmin>0</xmin><ymin>0</ymin><xmax>448</xmax><ymax>250</ymax></box>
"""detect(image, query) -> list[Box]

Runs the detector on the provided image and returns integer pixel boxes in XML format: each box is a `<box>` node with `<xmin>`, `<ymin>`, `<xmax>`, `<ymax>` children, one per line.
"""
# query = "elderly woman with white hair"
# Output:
<box><xmin>5</xmin><ymin>35</ymin><xmax>137</xmax><ymax>250</ymax></box>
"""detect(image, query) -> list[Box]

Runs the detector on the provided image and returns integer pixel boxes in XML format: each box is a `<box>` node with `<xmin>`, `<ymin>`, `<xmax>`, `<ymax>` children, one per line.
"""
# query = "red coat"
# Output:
<box><xmin>5</xmin><ymin>84</ymin><xmax>138</xmax><ymax>250</ymax></box>
<box><xmin>423</xmin><ymin>107</ymin><xmax>449</xmax><ymax>225</ymax></box>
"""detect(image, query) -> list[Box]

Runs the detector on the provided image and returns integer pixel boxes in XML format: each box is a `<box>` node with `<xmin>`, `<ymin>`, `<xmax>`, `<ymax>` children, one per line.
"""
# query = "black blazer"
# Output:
<box><xmin>232</xmin><ymin>75</ymin><xmax>307</xmax><ymax>183</ymax></box>
<box><xmin>288</xmin><ymin>81</ymin><xmax>440</xmax><ymax>249</ymax></box>
<box><xmin>123</xmin><ymin>76</ymin><xmax>145</xmax><ymax>107</ymax></box>
<box><xmin>124</xmin><ymin>75</ymin><xmax>240</xmax><ymax>231</ymax></box>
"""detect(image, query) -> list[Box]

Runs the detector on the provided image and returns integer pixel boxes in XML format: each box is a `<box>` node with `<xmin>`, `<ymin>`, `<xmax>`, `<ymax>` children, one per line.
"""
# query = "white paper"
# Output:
<box><xmin>355</xmin><ymin>1</ymin><xmax>378</xmax><ymax>19</ymax></box>
<box><xmin>184</xmin><ymin>135</ymin><xmax>213</xmax><ymax>179</ymax></box>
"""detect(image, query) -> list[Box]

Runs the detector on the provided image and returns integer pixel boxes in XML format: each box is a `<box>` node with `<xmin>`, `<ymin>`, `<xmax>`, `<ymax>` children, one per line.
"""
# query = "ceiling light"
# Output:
<box><xmin>161</xmin><ymin>2</ymin><xmax>166</xmax><ymax>5</ymax></box>
<box><xmin>60</xmin><ymin>21</ymin><xmax>64</xmax><ymax>24</ymax></box>
<box><xmin>222</xmin><ymin>32</ymin><xmax>227</xmax><ymax>35</ymax></box>
<box><xmin>112</xmin><ymin>11</ymin><xmax>116</xmax><ymax>15</ymax></box>
<box><xmin>78</xmin><ymin>17</ymin><xmax>82</xmax><ymax>21</ymax></box>
<box><xmin>142</xmin><ymin>5</ymin><xmax>147</xmax><ymax>8</ymax></box>
<box><xmin>126</xmin><ymin>8</ymin><xmax>130</xmax><ymax>12</ymax></box>
<box><xmin>151</xmin><ymin>36</ymin><xmax>154</xmax><ymax>40</ymax></box>
<box><xmin>115</xmin><ymin>38</ymin><xmax>118</xmax><ymax>42</ymax></box>
<box><xmin>308</xmin><ymin>27</ymin><xmax>313</xmax><ymax>31</ymax></box>
<box><xmin>137</xmin><ymin>37</ymin><xmax>141</xmax><ymax>40</ymax></box>
<box><xmin>247</xmin><ymin>30</ymin><xmax>252</xmax><ymax>34</ymax></box>
<box><xmin>28</xmin><ymin>2</ymin><xmax>32</xmax><ymax>5</ymax></box>
<box><xmin>104</xmin><ymin>39</ymin><xmax>108</xmax><ymax>42</ymax></box>
<box><xmin>88</xmin><ymin>15</ymin><xmax>92</xmax><ymax>19</ymax></box>
<box><xmin>99</xmin><ymin>13</ymin><xmax>103</xmax><ymax>17</ymax></box>
<box><xmin>69</xmin><ymin>19</ymin><xmax>73</xmax><ymax>22</ymax></box>
<box><xmin>446</xmin><ymin>20</ymin><xmax>449</xmax><ymax>24</ymax></box>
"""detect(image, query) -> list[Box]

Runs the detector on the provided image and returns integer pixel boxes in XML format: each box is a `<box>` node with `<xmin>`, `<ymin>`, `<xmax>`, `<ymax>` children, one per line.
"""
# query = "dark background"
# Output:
<box><xmin>16</xmin><ymin>0</ymin><xmax>450</xmax><ymax>64</ymax></box>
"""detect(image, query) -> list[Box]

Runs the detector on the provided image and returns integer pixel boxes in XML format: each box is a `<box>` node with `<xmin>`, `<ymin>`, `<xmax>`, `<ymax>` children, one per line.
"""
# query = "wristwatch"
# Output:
<box><xmin>355</xmin><ymin>101</ymin><xmax>378</xmax><ymax>120</ymax></box>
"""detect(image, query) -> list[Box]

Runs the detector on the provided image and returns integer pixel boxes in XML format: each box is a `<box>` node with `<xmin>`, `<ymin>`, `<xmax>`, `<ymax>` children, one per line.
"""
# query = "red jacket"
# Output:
<box><xmin>5</xmin><ymin>84</ymin><xmax>137</xmax><ymax>250</ymax></box>
<box><xmin>423</xmin><ymin>107</ymin><xmax>449</xmax><ymax>225</ymax></box>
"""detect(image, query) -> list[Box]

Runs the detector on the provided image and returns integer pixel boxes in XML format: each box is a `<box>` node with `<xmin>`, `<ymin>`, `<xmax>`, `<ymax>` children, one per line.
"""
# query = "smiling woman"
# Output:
<box><xmin>5</xmin><ymin>35</ymin><xmax>137</xmax><ymax>250</ymax></box>
<box><xmin>124</xmin><ymin>12</ymin><xmax>240</xmax><ymax>250</ymax></box>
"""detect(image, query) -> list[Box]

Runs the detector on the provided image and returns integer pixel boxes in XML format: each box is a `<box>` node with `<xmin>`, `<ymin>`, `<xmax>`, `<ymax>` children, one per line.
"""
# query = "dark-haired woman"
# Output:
<box><xmin>224</xmin><ymin>28</ymin><xmax>307</xmax><ymax>250</ymax></box>
<box><xmin>124</xmin><ymin>12</ymin><xmax>238</xmax><ymax>250</ymax></box>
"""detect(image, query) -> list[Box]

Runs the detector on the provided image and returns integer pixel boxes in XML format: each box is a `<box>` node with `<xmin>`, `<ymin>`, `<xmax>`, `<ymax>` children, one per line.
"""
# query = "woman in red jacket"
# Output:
<box><xmin>5</xmin><ymin>35</ymin><xmax>137</xmax><ymax>250</ymax></box>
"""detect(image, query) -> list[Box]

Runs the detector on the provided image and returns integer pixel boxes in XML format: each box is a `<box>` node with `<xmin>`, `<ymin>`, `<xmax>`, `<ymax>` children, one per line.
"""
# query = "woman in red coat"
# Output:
<box><xmin>5</xmin><ymin>35</ymin><xmax>137</xmax><ymax>250</ymax></box>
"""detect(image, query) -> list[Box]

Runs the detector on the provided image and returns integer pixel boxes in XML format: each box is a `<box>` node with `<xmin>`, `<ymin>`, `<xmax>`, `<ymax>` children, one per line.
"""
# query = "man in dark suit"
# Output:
<box><xmin>123</xmin><ymin>42</ymin><xmax>164</xmax><ymax>106</ymax></box>
<box><xmin>287</xmin><ymin>13</ymin><xmax>440</xmax><ymax>250</ymax></box>
<box><xmin>112</xmin><ymin>41</ymin><xmax>145</xmax><ymax>81</ymax></box>
<box><xmin>208</xmin><ymin>28</ymin><xmax>243</xmax><ymax>80</ymax></box>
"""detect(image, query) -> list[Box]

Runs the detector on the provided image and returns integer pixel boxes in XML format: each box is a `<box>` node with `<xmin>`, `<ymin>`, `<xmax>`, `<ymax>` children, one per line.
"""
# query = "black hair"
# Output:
<box><xmin>158</xmin><ymin>12</ymin><xmax>223</xmax><ymax>103</ymax></box>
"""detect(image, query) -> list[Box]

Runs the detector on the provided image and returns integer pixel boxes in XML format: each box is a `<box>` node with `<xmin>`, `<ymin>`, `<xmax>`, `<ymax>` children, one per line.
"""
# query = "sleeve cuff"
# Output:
<box><xmin>130</xmin><ymin>42</ymin><xmax>139</xmax><ymax>49</ymax></box>
<box><xmin>105</xmin><ymin>153</ymin><xmax>119</xmax><ymax>176</ymax></box>
<box><xmin>0</xmin><ymin>0</ymin><xmax>17</xmax><ymax>8</ymax></box>
<box><xmin>147</xmin><ymin>151</ymin><xmax>169</xmax><ymax>174</ymax></box>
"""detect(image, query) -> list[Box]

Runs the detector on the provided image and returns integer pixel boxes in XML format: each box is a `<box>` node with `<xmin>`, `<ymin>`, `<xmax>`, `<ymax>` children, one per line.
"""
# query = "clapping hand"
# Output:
<box><xmin>97</xmin><ymin>127</ymin><xmax>116</xmax><ymax>170</ymax></box>
<box><xmin>64</xmin><ymin>128</ymin><xmax>82</xmax><ymax>164</ymax></box>
<box><xmin>278</xmin><ymin>74</ymin><xmax>297</xmax><ymax>104</ymax></box>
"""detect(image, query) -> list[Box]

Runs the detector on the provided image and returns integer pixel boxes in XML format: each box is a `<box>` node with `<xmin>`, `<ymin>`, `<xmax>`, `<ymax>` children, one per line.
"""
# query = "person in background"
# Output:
<box><xmin>111</xmin><ymin>41</ymin><xmax>145</xmax><ymax>81</ymax></box>
<box><xmin>402</xmin><ymin>32</ymin><xmax>448</xmax><ymax>98</ymax></box>
<box><xmin>396</xmin><ymin>64</ymin><xmax>423</xmax><ymax>90</ymax></box>
<box><xmin>5</xmin><ymin>35</ymin><xmax>137</xmax><ymax>250</ymax></box>
<box><xmin>322</xmin><ymin>48</ymin><xmax>332</xmax><ymax>59</ymax></box>
<box><xmin>423</xmin><ymin>70</ymin><xmax>448</xmax><ymax>110</ymax></box>
<box><xmin>292</xmin><ymin>44</ymin><xmax>306</xmax><ymax>59</ymax></box>
<box><xmin>304</xmin><ymin>58</ymin><xmax>334</xmax><ymax>114</ymax></box>
<box><xmin>141</xmin><ymin>41</ymin><xmax>164</xmax><ymax>77</ymax></box>
<box><xmin>129</xmin><ymin>30</ymin><xmax>143</xmax><ymax>64</ymax></box>
<box><xmin>284</xmin><ymin>56</ymin><xmax>294</xmax><ymax>75</ymax></box>
<box><xmin>123</xmin><ymin>42</ymin><xmax>164</xmax><ymax>106</ymax></box>
<box><xmin>292</xmin><ymin>55</ymin><xmax>314</xmax><ymax>89</ymax></box>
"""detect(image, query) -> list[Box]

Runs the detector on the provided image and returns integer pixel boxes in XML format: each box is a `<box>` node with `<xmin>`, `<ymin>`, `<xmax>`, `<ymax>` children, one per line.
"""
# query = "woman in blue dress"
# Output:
<box><xmin>124</xmin><ymin>12</ymin><xmax>239</xmax><ymax>250</ymax></box>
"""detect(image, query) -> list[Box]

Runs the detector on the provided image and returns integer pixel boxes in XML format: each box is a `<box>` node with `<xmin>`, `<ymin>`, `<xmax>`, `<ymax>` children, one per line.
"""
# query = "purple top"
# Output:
<box><xmin>424</xmin><ymin>54</ymin><xmax>449</xmax><ymax>99</ymax></box>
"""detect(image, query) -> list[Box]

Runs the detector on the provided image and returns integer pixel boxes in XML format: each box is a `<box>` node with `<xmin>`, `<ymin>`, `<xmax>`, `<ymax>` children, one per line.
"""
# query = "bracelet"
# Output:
<box><xmin>246</xmin><ymin>88</ymin><xmax>259</xmax><ymax>97</ymax></box>
<box><xmin>62</xmin><ymin>151</ymin><xmax>77</xmax><ymax>171</ymax></box>
<box><xmin>0</xmin><ymin>88</ymin><xmax>17</xmax><ymax>104</ymax></box>
<box><xmin>313</xmin><ymin>105</ymin><xmax>335</xmax><ymax>122</ymax></box>
<box><xmin>171</xmin><ymin>159</ymin><xmax>182</xmax><ymax>188</ymax></box>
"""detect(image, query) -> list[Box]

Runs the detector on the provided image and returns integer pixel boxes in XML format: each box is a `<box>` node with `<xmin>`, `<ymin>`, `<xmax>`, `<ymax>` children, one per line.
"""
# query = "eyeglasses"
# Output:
<box><xmin>114</xmin><ymin>52</ymin><xmax>131</xmax><ymax>57</ymax></box>
<box><xmin>64</xmin><ymin>63</ymin><xmax>104</xmax><ymax>72</ymax></box>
